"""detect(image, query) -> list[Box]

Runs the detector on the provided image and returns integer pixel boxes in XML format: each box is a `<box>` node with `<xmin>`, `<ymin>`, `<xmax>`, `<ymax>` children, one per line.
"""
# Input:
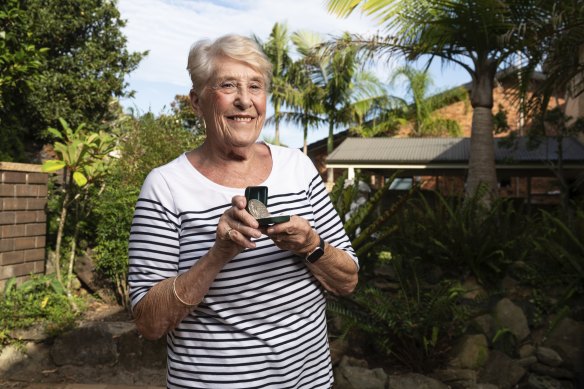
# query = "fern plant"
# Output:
<box><xmin>328</xmin><ymin>256</ymin><xmax>470</xmax><ymax>373</ymax></box>
<box><xmin>329</xmin><ymin>171</ymin><xmax>418</xmax><ymax>266</ymax></box>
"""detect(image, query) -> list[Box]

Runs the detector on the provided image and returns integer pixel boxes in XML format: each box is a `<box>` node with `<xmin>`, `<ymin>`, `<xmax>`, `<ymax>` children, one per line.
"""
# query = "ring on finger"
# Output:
<box><xmin>225</xmin><ymin>227</ymin><xmax>234</xmax><ymax>240</ymax></box>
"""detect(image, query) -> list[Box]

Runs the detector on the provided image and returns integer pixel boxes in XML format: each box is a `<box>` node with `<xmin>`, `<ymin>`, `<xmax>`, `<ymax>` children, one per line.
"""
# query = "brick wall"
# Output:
<box><xmin>0</xmin><ymin>162</ymin><xmax>48</xmax><ymax>289</ymax></box>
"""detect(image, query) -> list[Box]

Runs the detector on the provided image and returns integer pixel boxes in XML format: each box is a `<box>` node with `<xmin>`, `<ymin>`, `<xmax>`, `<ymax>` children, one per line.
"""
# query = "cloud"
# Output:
<box><xmin>119</xmin><ymin>0</ymin><xmax>379</xmax><ymax>87</ymax></box>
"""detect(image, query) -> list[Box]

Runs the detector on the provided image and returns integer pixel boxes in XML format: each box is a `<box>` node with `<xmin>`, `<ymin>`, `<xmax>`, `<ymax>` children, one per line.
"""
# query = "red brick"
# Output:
<box><xmin>0</xmin><ymin>250</ymin><xmax>24</xmax><ymax>265</ymax></box>
<box><xmin>26</xmin><ymin>223</ymin><xmax>46</xmax><ymax>237</ymax></box>
<box><xmin>38</xmin><ymin>185</ymin><xmax>48</xmax><ymax>197</ymax></box>
<box><xmin>1</xmin><ymin>172</ymin><xmax>27</xmax><ymax>184</ymax></box>
<box><xmin>35</xmin><ymin>211</ymin><xmax>47</xmax><ymax>223</ymax></box>
<box><xmin>27</xmin><ymin>198</ymin><xmax>47</xmax><ymax>210</ymax></box>
<box><xmin>0</xmin><ymin>238</ymin><xmax>15</xmax><ymax>252</ymax></box>
<box><xmin>33</xmin><ymin>260</ymin><xmax>45</xmax><ymax>273</ymax></box>
<box><xmin>0</xmin><ymin>211</ymin><xmax>16</xmax><ymax>225</ymax></box>
<box><xmin>27</xmin><ymin>172</ymin><xmax>48</xmax><ymax>184</ymax></box>
<box><xmin>1</xmin><ymin>198</ymin><xmax>28</xmax><ymax>211</ymax></box>
<box><xmin>0</xmin><ymin>261</ymin><xmax>35</xmax><ymax>278</ymax></box>
<box><xmin>36</xmin><ymin>235</ymin><xmax>46</xmax><ymax>248</ymax></box>
<box><xmin>16</xmin><ymin>184</ymin><xmax>40</xmax><ymax>197</ymax></box>
<box><xmin>15</xmin><ymin>211</ymin><xmax>37</xmax><ymax>224</ymax></box>
<box><xmin>24</xmin><ymin>248</ymin><xmax>45</xmax><ymax>262</ymax></box>
<box><xmin>14</xmin><ymin>237</ymin><xmax>37</xmax><ymax>250</ymax></box>
<box><xmin>1</xmin><ymin>224</ymin><xmax>26</xmax><ymax>238</ymax></box>
<box><xmin>0</xmin><ymin>184</ymin><xmax>16</xmax><ymax>197</ymax></box>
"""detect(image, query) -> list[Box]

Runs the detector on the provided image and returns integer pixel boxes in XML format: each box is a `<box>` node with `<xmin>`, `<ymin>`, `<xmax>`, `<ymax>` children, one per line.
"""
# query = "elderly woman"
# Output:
<box><xmin>128</xmin><ymin>34</ymin><xmax>358</xmax><ymax>389</ymax></box>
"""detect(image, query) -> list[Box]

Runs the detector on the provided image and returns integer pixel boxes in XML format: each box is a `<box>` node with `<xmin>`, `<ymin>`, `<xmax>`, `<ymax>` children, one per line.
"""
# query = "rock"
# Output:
<box><xmin>527</xmin><ymin>373</ymin><xmax>563</xmax><ymax>389</ymax></box>
<box><xmin>387</xmin><ymin>373</ymin><xmax>449</xmax><ymax>389</ymax></box>
<box><xmin>117</xmin><ymin>328</ymin><xmax>167</xmax><ymax>370</ymax></box>
<box><xmin>478</xmin><ymin>350</ymin><xmax>526</xmax><ymax>388</ymax></box>
<box><xmin>449</xmin><ymin>334</ymin><xmax>489</xmax><ymax>369</ymax></box>
<box><xmin>519</xmin><ymin>344</ymin><xmax>536</xmax><ymax>358</ymax></box>
<box><xmin>493</xmin><ymin>298</ymin><xmax>530</xmax><ymax>342</ymax></box>
<box><xmin>50</xmin><ymin>323</ymin><xmax>118</xmax><ymax>366</ymax></box>
<box><xmin>9</xmin><ymin>324</ymin><xmax>46</xmax><ymax>341</ymax></box>
<box><xmin>0</xmin><ymin>345</ymin><xmax>27</xmax><ymax>373</ymax></box>
<box><xmin>432</xmin><ymin>367</ymin><xmax>477</xmax><ymax>388</ymax></box>
<box><xmin>517</xmin><ymin>355</ymin><xmax>538</xmax><ymax>367</ymax></box>
<box><xmin>530</xmin><ymin>363</ymin><xmax>574</xmax><ymax>380</ymax></box>
<box><xmin>536</xmin><ymin>346</ymin><xmax>563</xmax><ymax>367</ymax></box>
<box><xmin>472</xmin><ymin>314</ymin><xmax>498</xmax><ymax>341</ymax></box>
<box><xmin>543</xmin><ymin>318</ymin><xmax>584</xmax><ymax>375</ymax></box>
<box><xmin>334</xmin><ymin>356</ymin><xmax>386</xmax><ymax>389</ymax></box>
<box><xmin>329</xmin><ymin>338</ymin><xmax>349</xmax><ymax>366</ymax></box>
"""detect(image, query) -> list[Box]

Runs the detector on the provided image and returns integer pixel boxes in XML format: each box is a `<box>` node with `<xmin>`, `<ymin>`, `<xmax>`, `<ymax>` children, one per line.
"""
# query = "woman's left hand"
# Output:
<box><xmin>263</xmin><ymin>216</ymin><xmax>319</xmax><ymax>257</ymax></box>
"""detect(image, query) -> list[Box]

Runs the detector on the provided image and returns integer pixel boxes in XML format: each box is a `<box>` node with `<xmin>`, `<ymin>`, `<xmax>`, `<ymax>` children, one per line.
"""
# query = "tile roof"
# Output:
<box><xmin>326</xmin><ymin>137</ymin><xmax>584</xmax><ymax>165</ymax></box>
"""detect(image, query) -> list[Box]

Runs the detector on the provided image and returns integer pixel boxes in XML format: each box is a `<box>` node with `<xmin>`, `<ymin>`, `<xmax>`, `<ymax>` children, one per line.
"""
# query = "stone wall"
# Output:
<box><xmin>0</xmin><ymin>162</ymin><xmax>48</xmax><ymax>289</ymax></box>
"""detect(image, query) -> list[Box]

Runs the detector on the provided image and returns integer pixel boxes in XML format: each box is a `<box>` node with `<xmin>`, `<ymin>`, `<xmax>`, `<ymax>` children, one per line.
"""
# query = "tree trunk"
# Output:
<box><xmin>466</xmin><ymin>65</ymin><xmax>499</xmax><ymax>206</ymax></box>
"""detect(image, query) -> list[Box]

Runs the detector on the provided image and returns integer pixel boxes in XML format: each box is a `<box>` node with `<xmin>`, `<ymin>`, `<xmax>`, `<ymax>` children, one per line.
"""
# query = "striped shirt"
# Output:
<box><xmin>128</xmin><ymin>143</ymin><xmax>358</xmax><ymax>389</ymax></box>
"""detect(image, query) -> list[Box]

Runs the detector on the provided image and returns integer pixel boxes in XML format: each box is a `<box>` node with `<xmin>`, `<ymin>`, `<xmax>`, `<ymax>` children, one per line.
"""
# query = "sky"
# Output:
<box><xmin>117</xmin><ymin>0</ymin><xmax>470</xmax><ymax>149</ymax></box>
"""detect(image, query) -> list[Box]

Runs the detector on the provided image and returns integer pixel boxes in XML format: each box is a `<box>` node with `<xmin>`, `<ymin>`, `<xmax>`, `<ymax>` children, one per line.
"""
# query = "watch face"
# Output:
<box><xmin>306</xmin><ymin>237</ymin><xmax>325</xmax><ymax>263</ymax></box>
<box><xmin>306</xmin><ymin>247</ymin><xmax>324</xmax><ymax>263</ymax></box>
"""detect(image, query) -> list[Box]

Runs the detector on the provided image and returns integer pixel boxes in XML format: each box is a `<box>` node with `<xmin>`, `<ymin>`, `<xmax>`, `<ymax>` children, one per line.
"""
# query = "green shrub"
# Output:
<box><xmin>0</xmin><ymin>275</ymin><xmax>83</xmax><ymax>347</ymax></box>
<box><xmin>92</xmin><ymin>112</ymin><xmax>204</xmax><ymax>305</ymax></box>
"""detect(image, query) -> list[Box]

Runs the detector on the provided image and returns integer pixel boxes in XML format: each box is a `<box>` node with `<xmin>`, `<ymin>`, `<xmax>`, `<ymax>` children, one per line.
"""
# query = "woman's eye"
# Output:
<box><xmin>249</xmin><ymin>83</ymin><xmax>264</xmax><ymax>94</ymax></box>
<box><xmin>220</xmin><ymin>82</ymin><xmax>237</xmax><ymax>91</ymax></box>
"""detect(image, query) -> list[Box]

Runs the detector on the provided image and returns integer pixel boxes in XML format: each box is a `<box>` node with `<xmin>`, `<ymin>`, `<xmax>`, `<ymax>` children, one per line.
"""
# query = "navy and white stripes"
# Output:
<box><xmin>128</xmin><ymin>144</ymin><xmax>357</xmax><ymax>388</ymax></box>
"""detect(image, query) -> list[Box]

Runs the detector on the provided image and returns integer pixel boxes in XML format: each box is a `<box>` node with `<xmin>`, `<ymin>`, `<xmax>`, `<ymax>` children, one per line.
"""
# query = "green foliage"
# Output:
<box><xmin>0</xmin><ymin>0</ymin><xmax>47</xmax><ymax>161</ymax></box>
<box><xmin>93</xmin><ymin>172</ymin><xmax>139</xmax><ymax>307</ymax></box>
<box><xmin>91</xmin><ymin>112</ymin><xmax>204</xmax><ymax>304</ymax></box>
<box><xmin>389</xmin><ymin>192</ymin><xmax>532</xmax><ymax>286</ymax></box>
<box><xmin>1</xmin><ymin>0</ymin><xmax>145</xmax><ymax>161</ymax></box>
<box><xmin>329</xmin><ymin>257</ymin><xmax>471</xmax><ymax>372</ymax></box>
<box><xmin>0</xmin><ymin>275</ymin><xmax>83</xmax><ymax>346</ymax></box>
<box><xmin>530</xmin><ymin>205</ymin><xmax>584</xmax><ymax>305</ymax></box>
<box><xmin>329</xmin><ymin>171</ymin><xmax>417</xmax><ymax>266</ymax></box>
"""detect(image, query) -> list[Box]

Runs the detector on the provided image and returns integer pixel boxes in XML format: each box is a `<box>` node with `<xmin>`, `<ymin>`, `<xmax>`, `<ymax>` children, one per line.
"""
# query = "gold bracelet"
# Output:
<box><xmin>172</xmin><ymin>274</ymin><xmax>199</xmax><ymax>306</ymax></box>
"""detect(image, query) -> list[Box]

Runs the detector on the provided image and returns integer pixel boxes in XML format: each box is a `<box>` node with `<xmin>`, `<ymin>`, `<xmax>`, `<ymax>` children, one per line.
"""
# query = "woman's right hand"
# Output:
<box><xmin>212</xmin><ymin>195</ymin><xmax>262</xmax><ymax>260</ymax></box>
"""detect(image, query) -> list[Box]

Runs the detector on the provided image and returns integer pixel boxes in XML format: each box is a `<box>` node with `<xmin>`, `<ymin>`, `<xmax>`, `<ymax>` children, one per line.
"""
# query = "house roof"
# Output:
<box><xmin>326</xmin><ymin>137</ymin><xmax>584</xmax><ymax>177</ymax></box>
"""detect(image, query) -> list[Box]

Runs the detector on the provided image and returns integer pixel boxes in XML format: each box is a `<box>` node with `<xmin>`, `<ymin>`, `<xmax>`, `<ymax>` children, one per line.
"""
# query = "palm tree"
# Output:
<box><xmin>285</xmin><ymin>55</ymin><xmax>326</xmax><ymax>154</ymax></box>
<box><xmin>391</xmin><ymin>66</ymin><xmax>463</xmax><ymax>137</ymax></box>
<box><xmin>256</xmin><ymin>23</ymin><xmax>294</xmax><ymax>146</ymax></box>
<box><xmin>326</xmin><ymin>0</ymin><xmax>564</xmax><ymax>205</ymax></box>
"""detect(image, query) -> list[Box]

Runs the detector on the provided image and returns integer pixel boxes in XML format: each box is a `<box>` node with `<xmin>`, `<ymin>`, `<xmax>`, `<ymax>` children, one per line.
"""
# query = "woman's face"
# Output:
<box><xmin>192</xmin><ymin>57</ymin><xmax>267</xmax><ymax>149</ymax></box>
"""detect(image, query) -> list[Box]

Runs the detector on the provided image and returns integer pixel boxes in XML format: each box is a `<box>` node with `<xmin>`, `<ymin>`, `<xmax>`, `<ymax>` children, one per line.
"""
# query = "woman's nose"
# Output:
<box><xmin>234</xmin><ymin>88</ymin><xmax>252</xmax><ymax>109</ymax></box>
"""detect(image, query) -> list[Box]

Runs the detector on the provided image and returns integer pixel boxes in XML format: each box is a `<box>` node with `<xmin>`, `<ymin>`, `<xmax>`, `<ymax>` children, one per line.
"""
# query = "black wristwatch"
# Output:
<box><xmin>305</xmin><ymin>236</ymin><xmax>325</xmax><ymax>263</ymax></box>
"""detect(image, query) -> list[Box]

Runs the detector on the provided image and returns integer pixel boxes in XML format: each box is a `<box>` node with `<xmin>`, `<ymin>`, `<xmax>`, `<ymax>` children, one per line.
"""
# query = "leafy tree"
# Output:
<box><xmin>42</xmin><ymin>118</ymin><xmax>117</xmax><ymax>297</ymax></box>
<box><xmin>0</xmin><ymin>0</ymin><xmax>46</xmax><ymax>161</ymax></box>
<box><xmin>2</xmin><ymin>0</ymin><xmax>145</xmax><ymax>161</ymax></box>
<box><xmin>327</xmin><ymin>0</ymin><xmax>571</xmax><ymax>205</ymax></box>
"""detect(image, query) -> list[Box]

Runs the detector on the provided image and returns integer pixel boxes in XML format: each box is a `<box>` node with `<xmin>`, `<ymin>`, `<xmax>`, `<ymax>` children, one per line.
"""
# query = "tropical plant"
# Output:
<box><xmin>329</xmin><ymin>171</ymin><xmax>418</xmax><ymax>270</ymax></box>
<box><xmin>328</xmin><ymin>256</ymin><xmax>471</xmax><ymax>372</ymax></box>
<box><xmin>389</xmin><ymin>191</ymin><xmax>531</xmax><ymax>286</ymax></box>
<box><xmin>532</xmin><ymin>205</ymin><xmax>584</xmax><ymax>305</ymax></box>
<box><xmin>256</xmin><ymin>22</ymin><xmax>295</xmax><ymax>146</ymax></box>
<box><xmin>42</xmin><ymin>118</ymin><xmax>117</xmax><ymax>295</ymax></box>
<box><xmin>326</xmin><ymin>0</ymin><xmax>573</xmax><ymax>206</ymax></box>
<box><xmin>390</xmin><ymin>66</ymin><xmax>464</xmax><ymax>137</ymax></box>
